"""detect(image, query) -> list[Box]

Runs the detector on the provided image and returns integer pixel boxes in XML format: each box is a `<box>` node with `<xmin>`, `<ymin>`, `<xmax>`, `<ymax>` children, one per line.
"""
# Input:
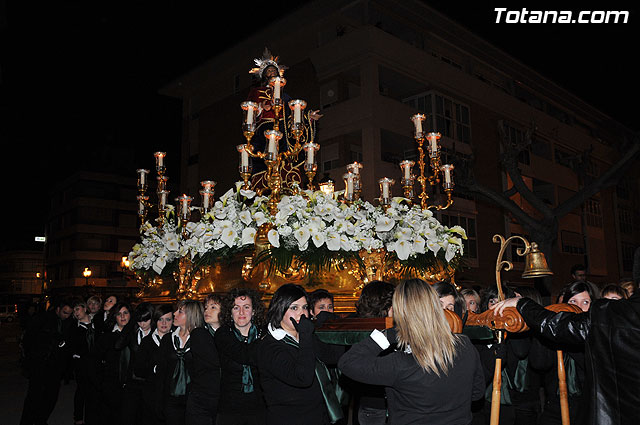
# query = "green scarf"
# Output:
<box><xmin>233</xmin><ymin>325</ymin><xmax>257</xmax><ymax>393</ymax></box>
<box><xmin>204</xmin><ymin>324</ymin><xmax>216</xmax><ymax>338</ymax></box>
<box><xmin>557</xmin><ymin>355</ymin><xmax>581</xmax><ymax>397</ymax></box>
<box><xmin>282</xmin><ymin>335</ymin><xmax>344</xmax><ymax>423</ymax></box>
<box><xmin>170</xmin><ymin>334</ymin><xmax>191</xmax><ymax>396</ymax></box>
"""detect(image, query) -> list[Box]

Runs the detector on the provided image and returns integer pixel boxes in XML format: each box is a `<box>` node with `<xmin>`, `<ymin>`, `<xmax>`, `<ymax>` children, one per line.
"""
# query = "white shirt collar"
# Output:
<box><xmin>171</xmin><ymin>327</ymin><xmax>190</xmax><ymax>348</ymax></box>
<box><xmin>152</xmin><ymin>329</ymin><xmax>162</xmax><ymax>346</ymax></box>
<box><xmin>268</xmin><ymin>323</ymin><xmax>297</xmax><ymax>342</ymax></box>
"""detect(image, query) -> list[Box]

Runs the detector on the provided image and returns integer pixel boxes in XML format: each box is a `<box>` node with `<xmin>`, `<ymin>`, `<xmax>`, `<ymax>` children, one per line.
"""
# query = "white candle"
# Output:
<box><xmin>181</xmin><ymin>196</ymin><xmax>189</xmax><ymax>218</ymax></box>
<box><xmin>441</xmin><ymin>165</ymin><xmax>454</xmax><ymax>184</ymax></box>
<box><xmin>138</xmin><ymin>198</ymin><xmax>145</xmax><ymax>214</ymax></box>
<box><xmin>202</xmin><ymin>192</ymin><xmax>210</xmax><ymax>210</ymax></box>
<box><xmin>159</xmin><ymin>191</ymin><xmax>168</xmax><ymax>208</ymax></box>
<box><xmin>273</xmin><ymin>77</ymin><xmax>281</xmax><ymax>100</ymax></box>
<box><xmin>246</xmin><ymin>105</ymin><xmax>254</xmax><ymax>125</ymax></box>
<box><xmin>428</xmin><ymin>134</ymin><xmax>438</xmax><ymax>155</ymax></box>
<box><xmin>294</xmin><ymin>103</ymin><xmax>301</xmax><ymax>123</ymax></box>
<box><xmin>306</xmin><ymin>148</ymin><xmax>315</xmax><ymax>165</ymax></box>
<box><xmin>267</xmin><ymin>134</ymin><xmax>278</xmax><ymax>155</ymax></box>
<box><xmin>156</xmin><ymin>153</ymin><xmax>165</xmax><ymax>167</ymax></box>
<box><xmin>240</xmin><ymin>148</ymin><xmax>249</xmax><ymax>167</ymax></box>
<box><xmin>138</xmin><ymin>170</ymin><xmax>147</xmax><ymax>185</ymax></box>
<box><xmin>382</xmin><ymin>182</ymin><xmax>389</xmax><ymax>198</ymax></box>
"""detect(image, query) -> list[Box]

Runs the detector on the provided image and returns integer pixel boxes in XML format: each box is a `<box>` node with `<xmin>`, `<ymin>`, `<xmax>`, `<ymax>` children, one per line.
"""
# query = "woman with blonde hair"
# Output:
<box><xmin>156</xmin><ymin>299</ymin><xmax>205</xmax><ymax>425</ymax></box>
<box><xmin>338</xmin><ymin>278</ymin><xmax>484</xmax><ymax>424</ymax></box>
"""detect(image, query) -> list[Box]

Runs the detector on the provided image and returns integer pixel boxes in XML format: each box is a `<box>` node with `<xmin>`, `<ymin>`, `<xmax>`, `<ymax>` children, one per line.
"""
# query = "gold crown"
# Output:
<box><xmin>249</xmin><ymin>47</ymin><xmax>288</xmax><ymax>78</ymax></box>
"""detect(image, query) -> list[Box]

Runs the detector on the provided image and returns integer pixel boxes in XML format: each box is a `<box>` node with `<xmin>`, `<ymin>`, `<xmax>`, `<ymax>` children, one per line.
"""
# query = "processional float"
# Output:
<box><xmin>128</xmin><ymin>49</ymin><xmax>461</xmax><ymax>308</ymax></box>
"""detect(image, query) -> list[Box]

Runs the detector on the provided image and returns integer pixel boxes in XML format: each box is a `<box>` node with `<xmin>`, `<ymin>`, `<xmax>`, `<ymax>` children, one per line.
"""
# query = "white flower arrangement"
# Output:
<box><xmin>129</xmin><ymin>182</ymin><xmax>467</xmax><ymax>276</ymax></box>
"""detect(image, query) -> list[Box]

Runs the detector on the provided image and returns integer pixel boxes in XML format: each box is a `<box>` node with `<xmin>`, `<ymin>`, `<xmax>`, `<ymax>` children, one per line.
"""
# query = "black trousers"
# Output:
<box><xmin>73</xmin><ymin>362</ymin><xmax>100</xmax><ymax>424</ymax></box>
<box><xmin>186</xmin><ymin>390</ymin><xmax>219</xmax><ymax>425</ymax></box>
<box><xmin>20</xmin><ymin>366</ymin><xmax>63</xmax><ymax>425</ymax></box>
<box><xmin>164</xmin><ymin>395</ymin><xmax>187</xmax><ymax>425</ymax></box>
<box><xmin>121</xmin><ymin>379</ymin><xmax>145</xmax><ymax>425</ymax></box>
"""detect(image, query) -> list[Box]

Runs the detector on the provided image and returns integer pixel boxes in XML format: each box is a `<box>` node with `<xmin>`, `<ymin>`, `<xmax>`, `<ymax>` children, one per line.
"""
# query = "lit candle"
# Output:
<box><xmin>246</xmin><ymin>104</ymin><xmax>254</xmax><ymax>125</ymax></box>
<box><xmin>137</xmin><ymin>195</ymin><xmax>147</xmax><ymax>215</ymax></box>
<box><xmin>427</xmin><ymin>132</ymin><xmax>440</xmax><ymax>155</ymax></box>
<box><xmin>154</xmin><ymin>152</ymin><xmax>166</xmax><ymax>168</ymax></box>
<box><xmin>347</xmin><ymin>162</ymin><xmax>363</xmax><ymax>175</ymax></box>
<box><xmin>440</xmin><ymin>164</ymin><xmax>454</xmax><ymax>185</ymax></box>
<box><xmin>158</xmin><ymin>190</ymin><xmax>169</xmax><ymax>208</ymax></box>
<box><xmin>200</xmin><ymin>190</ymin><xmax>211</xmax><ymax>211</ymax></box>
<box><xmin>178</xmin><ymin>195</ymin><xmax>192</xmax><ymax>219</ymax></box>
<box><xmin>379</xmin><ymin>178</ymin><xmax>394</xmax><ymax>201</ymax></box>
<box><xmin>268</xmin><ymin>135</ymin><xmax>277</xmax><ymax>155</ymax></box>
<box><xmin>137</xmin><ymin>169</ymin><xmax>149</xmax><ymax>186</ymax></box>
<box><xmin>399</xmin><ymin>160</ymin><xmax>414</xmax><ymax>181</ymax></box>
<box><xmin>273</xmin><ymin>77</ymin><xmax>281</xmax><ymax>101</ymax></box>
<box><xmin>411</xmin><ymin>114</ymin><xmax>425</xmax><ymax>136</ymax></box>
<box><xmin>344</xmin><ymin>172</ymin><xmax>355</xmax><ymax>199</ymax></box>
<box><xmin>264</xmin><ymin>130</ymin><xmax>281</xmax><ymax>157</ymax></box>
<box><xmin>303</xmin><ymin>142</ymin><xmax>318</xmax><ymax>165</ymax></box>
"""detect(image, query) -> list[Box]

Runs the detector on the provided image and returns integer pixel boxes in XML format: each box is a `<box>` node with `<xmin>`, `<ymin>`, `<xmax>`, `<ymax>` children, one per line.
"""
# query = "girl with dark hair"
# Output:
<box><xmin>95</xmin><ymin>301</ymin><xmax>132</xmax><ymax>424</ymax></box>
<box><xmin>561</xmin><ymin>281</ymin><xmax>599</xmax><ymax>312</ymax></box>
<box><xmin>433</xmin><ymin>281</ymin><xmax>467</xmax><ymax>323</ymax></box>
<box><xmin>120</xmin><ymin>302</ymin><xmax>156</xmax><ymax>425</ymax></box>
<box><xmin>258</xmin><ymin>283</ymin><xmax>344</xmax><ymax>425</ymax></box>
<box><xmin>309</xmin><ymin>289</ymin><xmax>335</xmax><ymax>317</ymax></box>
<box><xmin>339</xmin><ymin>279</ymin><xmax>484</xmax><ymax>424</ymax></box>
<box><xmin>355</xmin><ymin>280</ymin><xmax>394</xmax><ymax>318</ymax></box>
<box><xmin>93</xmin><ymin>294</ymin><xmax>118</xmax><ymax>335</ymax></box>
<box><xmin>134</xmin><ymin>303</ymin><xmax>174</xmax><ymax>425</ymax></box>
<box><xmin>156</xmin><ymin>300</ymin><xmax>205</xmax><ymax>425</ymax></box>
<box><xmin>214</xmin><ymin>288</ymin><xmax>267</xmax><ymax>425</ymax></box>
<box><xmin>186</xmin><ymin>294</ymin><xmax>223</xmax><ymax>425</ymax></box>
<box><xmin>601</xmin><ymin>284</ymin><xmax>628</xmax><ymax>300</ymax></box>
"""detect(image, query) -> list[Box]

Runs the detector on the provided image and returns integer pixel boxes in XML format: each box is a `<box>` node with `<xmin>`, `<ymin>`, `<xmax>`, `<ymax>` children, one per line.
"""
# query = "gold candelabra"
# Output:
<box><xmin>401</xmin><ymin>114</ymin><xmax>455</xmax><ymax>210</ymax></box>
<box><xmin>239</xmin><ymin>79</ymin><xmax>319</xmax><ymax>215</ymax></box>
<box><xmin>135</xmin><ymin>152</ymin><xmax>216</xmax><ymax>229</ymax></box>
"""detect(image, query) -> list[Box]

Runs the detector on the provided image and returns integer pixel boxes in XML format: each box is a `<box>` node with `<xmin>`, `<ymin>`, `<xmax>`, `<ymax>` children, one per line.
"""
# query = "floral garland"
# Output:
<box><xmin>128</xmin><ymin>182</ymin><xmax>467</xmax><ymax>277</ymax></box>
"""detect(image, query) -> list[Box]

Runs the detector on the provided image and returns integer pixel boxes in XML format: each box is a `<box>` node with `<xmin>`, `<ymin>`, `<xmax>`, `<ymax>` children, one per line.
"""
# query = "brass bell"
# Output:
<box><xmin>522</xmin><ymin>242</ymin><xmax>553</xmax><ymax>278</ymax></box>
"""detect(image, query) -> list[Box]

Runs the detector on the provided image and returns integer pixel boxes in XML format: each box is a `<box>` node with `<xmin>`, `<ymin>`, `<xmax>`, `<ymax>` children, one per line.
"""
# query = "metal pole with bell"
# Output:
<box><xmin>489</xmin><ymin>234</ymin><xmax>553</xmax><ymax>425</ymax></box>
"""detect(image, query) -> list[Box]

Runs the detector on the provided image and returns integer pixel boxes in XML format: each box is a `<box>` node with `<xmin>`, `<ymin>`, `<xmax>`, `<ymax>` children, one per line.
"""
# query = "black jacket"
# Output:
<box><xmin>339</xmin><ymin>333</ymin><xmax>484</xmax><ymax>425</ymax></box>
<box><xmin>517</xmin><ymin>295</ymin><xmax>640</xmax><ymax>425</ymax></box>
<box><xmin>188</xmin><ymin>326</ymin><xmax>221</xmax><ymax>397</ymax></box>
<box><xmin>258</xmin><ymin>328</ymin><xmax>343</xmax><ymax>425</ymax></box>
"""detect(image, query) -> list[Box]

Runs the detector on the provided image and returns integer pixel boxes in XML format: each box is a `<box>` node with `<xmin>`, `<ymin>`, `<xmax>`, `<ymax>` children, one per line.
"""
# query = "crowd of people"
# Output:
<box><xmin>17</xmin><ymin>267</ymin><xmax>638</xmax><ymax>425</ymax></box>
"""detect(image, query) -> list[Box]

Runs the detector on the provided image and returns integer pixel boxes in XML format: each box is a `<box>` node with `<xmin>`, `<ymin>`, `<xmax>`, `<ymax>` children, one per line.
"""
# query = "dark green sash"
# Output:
<box><xmin>205</xmin><ymin>324</ymin><xmax>216</xmax><ymax>338</ymax></box>
<box><xmin>233</xmin><ymin>325</ymin><xmax>257</xmax><ymax>393</ymax></box>
<box><xmin>170</xmin><ymin>335</ymin><xmax>191</xmax><ymax>396</ymax></box>
<box><xmin>283</xmin><ymin>335</ymin><xmax>344</xmax><ymax>423</ymax></box>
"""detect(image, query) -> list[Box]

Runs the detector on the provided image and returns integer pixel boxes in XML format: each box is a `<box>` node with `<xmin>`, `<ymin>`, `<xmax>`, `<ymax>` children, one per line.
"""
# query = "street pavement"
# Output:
<box><xmin>0</xmin><ymin>321</ymin><xmax>74</xmax><ymax>425</ymax></box>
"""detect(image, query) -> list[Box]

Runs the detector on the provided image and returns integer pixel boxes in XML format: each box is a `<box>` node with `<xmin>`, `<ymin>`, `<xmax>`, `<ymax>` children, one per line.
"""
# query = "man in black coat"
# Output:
<box><xmin>19</xmin><ymin>298</ymin><xmax>73</xmax><ymax>425</ymax></box>
<box><xmin>493</xmin><ymin>292</ymin><xmax>640</xmax><ymax>425</ymax></box>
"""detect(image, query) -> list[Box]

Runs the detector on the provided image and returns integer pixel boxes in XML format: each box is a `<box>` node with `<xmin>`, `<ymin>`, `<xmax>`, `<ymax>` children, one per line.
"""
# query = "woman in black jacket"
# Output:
<box><xmin>186</xmin><ymin>293</ymin><xmax>223</xmax><ymax>425</ymax></box>
<box><xmin>95</xmin><ymin>301</ymin><xmax>132</xmax><ymax>425</ymax></box>
<box><xmin>134</xmin><ymin>303</ymin><xmax>174</xmax><ymax>425</ymax></box>
<box><xmin>156</xmin><ymin>299</ymin><xmax>204</xmax><ymax>425</ymax></box>
<box><xmin>214</xmin><ymin>288</ymin><xmax>267</xmax><ymax>425</ymax></box>
<box><xmin>258</xmin><ymin>283</ymin><xmax>344</xmax><ymax>425</ymax></box>
<box><xmin>70</xmin><ymin>299</ymin><xmax>99</xmax><ymax>425</ymax></box>
<box><xmin>339</xmin><ymin>279</ymin><xmax>485</xmax><ymax>425</ymax></box>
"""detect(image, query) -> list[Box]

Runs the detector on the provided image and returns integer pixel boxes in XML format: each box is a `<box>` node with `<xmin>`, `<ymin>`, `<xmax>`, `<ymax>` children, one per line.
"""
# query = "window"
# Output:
<box><xmin>438</xmin><ymin>213</ymin><xmax>478</xmax><ymax>260</ymax></box>
<box><xmin>554</xmin><ymin>146</ymin><xmax>575</xmax><ymax>168</ymax></box>
<box><xmin>503</xmin><ymin>123</ymin><xmax>530</xmax><ymax>165</ymax></box>
<box><xmin>403</xmin><ymin>91</ymin><xmax>471</xmax><ymax>144</ymax></box>
<box><xmin>621</xmin><ymin>243</ymin><xmax>636</xmax><ymax>272</ymax></box>
<box><xmin>561</xmin><ymin>230</ymin><xmax>586</xmax><ymax>255</ymax></box>
<box><xmin>618</xmin><ymin>206</ymin><xmax>634</xmax><ymax>234</ymax></box>
<box><xmin>320</xmin><ymin>143</ymin><xmax>340</xmax><ymax>173</ymax></box>
<box><xmin>584</xmin><ymin>198</ymin><xmax>603</xmax><ymax>228</ymax></box>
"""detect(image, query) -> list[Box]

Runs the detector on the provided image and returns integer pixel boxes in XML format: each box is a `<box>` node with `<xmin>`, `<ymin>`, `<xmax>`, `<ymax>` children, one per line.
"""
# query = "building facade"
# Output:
<box><xmin>159</xmin><ymin>0</ymin><xmax>639</xmax><ymax>295</ymax></box>
<box><xmin>44</xmin><ymin>171</ymin><xmax>140</xmax><ymax>296</ymax></box>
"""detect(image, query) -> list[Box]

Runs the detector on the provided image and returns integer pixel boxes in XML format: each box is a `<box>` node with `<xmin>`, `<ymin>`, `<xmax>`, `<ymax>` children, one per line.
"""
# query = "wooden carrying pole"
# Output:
<box><xmin>489</xmin><ymin>330</ymin><xmax>505</xmax><ymax>425</ymax></box>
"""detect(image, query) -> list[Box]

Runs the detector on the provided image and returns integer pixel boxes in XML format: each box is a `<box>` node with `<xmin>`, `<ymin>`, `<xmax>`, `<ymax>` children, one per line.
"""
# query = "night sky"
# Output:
<box><xmin>1</xmin><ymin>0</ymin><xmax>638</xmax><ymax>250</ymax></box>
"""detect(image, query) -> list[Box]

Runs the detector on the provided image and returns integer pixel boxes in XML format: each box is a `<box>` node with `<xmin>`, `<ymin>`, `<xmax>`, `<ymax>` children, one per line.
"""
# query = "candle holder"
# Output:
<box><xmin>264</xmin><ymin>129</ymin><xmax>282</xmax><ymax>161</ymax></box>
<box><xmin>241</xmin><ymin>101</ymin><xmax>259</xmax><ymax>143</ymax></box>
<box><xmin>378</xmin><ymin>177</ymin><xmax>395</xmax><ymax>210</ymax></box>
<box><xmin>289</xmin><ymin>99</ymin><xmax>307</xmax><ymax>141</ymax></box>
<box><xmin>237</xmin><ymin>144</ymin><xmax>253</xmax><ymax>189</ymax></box>
<box><xmin>347</xmin><ymin>162</ymin><xmax>363</xmax><ymax>200</ymax></box>
<box><xmin>176</xmin><ymin>195</ymin><xmax>193</xmax><ymax>234</ymax></box>
<box><xmin>302</xmin><ymin>142</ymin><xmax>319</xmax><ymax>190</ymax></box>
<box><xmin>137</xmin><ymin>169</ymin><xmax>149</xmax><ymax>194</ymax></box>
<box><xmin>157</xmin><ymin>189</ymin><xmax>170</xmax><ymax>225</ymax></box>
<box><xmin>343</xmin><ymin>172</ymin><xmax>356</xmax><ymax>204</ymax></box>
<box><xmin>137</xmin><ymin>195</ymin><xmax>149</xmax><ymax>225</ymax></box>
<box><xmin>399</xmin><ymin>160</ymin><xmax>415</xmax><ymax>202</ymax></box>
<box><xmin>199</xmin><ymin>180</ymin><xmax>216</xmax><ymax>215</ymax></box>
<box><xmin>269</xmin><ymin>76</ymin><xmax>287</xmax><ymax>130</ymax></box>
<box><xmin>408</xmin><ymin>114</ymin><xmax>454</xmax><ymax>211</ymax></box>
<box><xmin>154</xmin><ymin>152</ymin><xmax>167</xmax><ymax>174</ymax></box>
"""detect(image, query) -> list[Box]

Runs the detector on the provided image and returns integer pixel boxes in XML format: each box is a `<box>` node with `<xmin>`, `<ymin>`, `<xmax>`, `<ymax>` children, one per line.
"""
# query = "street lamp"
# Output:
<box><xmin>121</xmin><ymin>256</ymin><xmax>130</xmax><ymax>283</ymax></box>
<box><xmin>83</xmin><ymin>267</ymin><xmax>92</xmax><ymax>286</ymax></box>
